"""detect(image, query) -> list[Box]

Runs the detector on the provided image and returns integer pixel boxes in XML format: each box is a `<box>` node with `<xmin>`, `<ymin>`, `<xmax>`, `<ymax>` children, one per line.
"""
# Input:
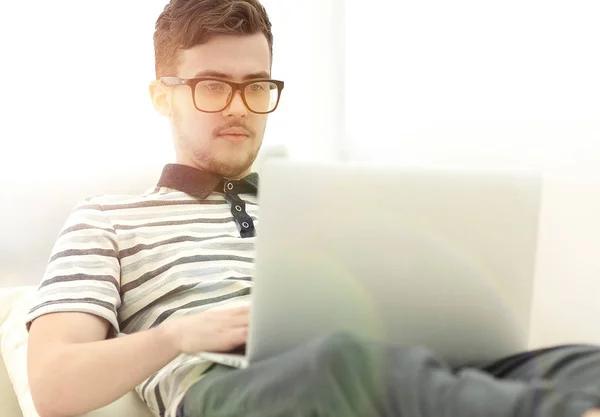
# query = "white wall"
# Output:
<box><xmin>345</xmin><ymin>0</ymin><xmax>600</xmax><ymax>166</ymax></box>
<box><xmin>260</xmin><ymin>0</ymin><xmax>345</xmax><ymax>160</ymax></box>
<box><xmin>0</xmin><ymin>1</ymin><xmax>172</xmax><ymax>182</ymax></box>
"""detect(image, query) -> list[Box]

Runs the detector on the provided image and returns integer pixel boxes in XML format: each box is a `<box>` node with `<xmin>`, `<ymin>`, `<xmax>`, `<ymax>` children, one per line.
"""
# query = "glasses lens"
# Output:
<box><xmin>194</xmin><ymin>80</ymin><xmax>233</xmax><ymax>112</ymax></box>
<box><xmin>245</xmin><ymin>82</ymin><xmax>279</xmax><ymax>113</ymax></box>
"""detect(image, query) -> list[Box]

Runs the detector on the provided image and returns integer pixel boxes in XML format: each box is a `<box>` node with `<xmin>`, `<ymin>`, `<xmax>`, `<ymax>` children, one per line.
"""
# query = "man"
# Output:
<box><xmin>25</xmin><ymin>1</ymin><xmax>600</xmax><ymax>417</ymax></box>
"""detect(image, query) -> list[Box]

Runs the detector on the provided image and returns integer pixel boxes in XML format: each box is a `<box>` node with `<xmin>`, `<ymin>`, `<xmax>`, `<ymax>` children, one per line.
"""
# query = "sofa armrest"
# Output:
<box><xmin>0</xmin><ymin>349</ymin><xmax>23</xmax><ymax>417</ymax></box>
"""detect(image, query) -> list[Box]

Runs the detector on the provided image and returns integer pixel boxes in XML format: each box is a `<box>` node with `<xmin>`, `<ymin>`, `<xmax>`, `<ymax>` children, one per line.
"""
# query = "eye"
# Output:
<box><xmin>247</xmin><ymin>83</ymin><xmax>267</xmax><ymax>93</ymax></box>
<box><xmin>205</xmin><ymin>82</ymin><xmax>226</xmax><ymax>92</ymax></box>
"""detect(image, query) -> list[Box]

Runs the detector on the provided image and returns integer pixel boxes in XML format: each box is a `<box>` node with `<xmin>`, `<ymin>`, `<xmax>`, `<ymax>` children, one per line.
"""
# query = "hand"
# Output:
<box><xmin>163</xmin><ymin>305</ymin><xmax>249</xmax><ymax>355</ymax></box>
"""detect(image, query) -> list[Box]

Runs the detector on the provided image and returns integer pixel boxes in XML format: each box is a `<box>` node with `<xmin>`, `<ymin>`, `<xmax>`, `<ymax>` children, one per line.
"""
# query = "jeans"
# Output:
<box><xmin>177</xmin><ymin>333</ymin><xmax>600</xmax><ymax>417</ymax></box>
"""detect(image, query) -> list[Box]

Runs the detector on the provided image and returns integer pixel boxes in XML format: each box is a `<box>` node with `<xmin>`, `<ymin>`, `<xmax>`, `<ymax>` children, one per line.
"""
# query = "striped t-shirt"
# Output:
<box><xmin>26</xmin><ymin>163</ymin><xmax>259</xmax><ymax>417</ymax></box>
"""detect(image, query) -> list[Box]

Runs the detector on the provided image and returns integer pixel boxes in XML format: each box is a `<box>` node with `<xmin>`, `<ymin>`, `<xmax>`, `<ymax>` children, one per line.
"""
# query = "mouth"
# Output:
<box><xmin>216</xmin><ymin>128</ymin><xmax>251</xmax><ymax>143</ymax></box>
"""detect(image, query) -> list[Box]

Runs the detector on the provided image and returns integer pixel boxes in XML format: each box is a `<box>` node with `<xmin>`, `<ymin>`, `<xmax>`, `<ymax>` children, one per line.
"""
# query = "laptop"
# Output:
<box><xmin>196</xmin><ymin>161</ymin><xmax>543</xmax><ymax>369</ymax></box>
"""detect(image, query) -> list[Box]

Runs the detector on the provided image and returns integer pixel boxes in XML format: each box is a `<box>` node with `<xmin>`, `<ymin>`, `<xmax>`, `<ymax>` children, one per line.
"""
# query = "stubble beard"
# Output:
<box><xmin>172</xmin><ymin>108</ymin><xmax>265</xmax><ymax>178</ymax></box>
<box><xmin>194</xmin><ymin>141</ymin><xmax>261</xmax><ymax>178</ymax></box>
<box><xmin>174</xmin><ymin>128</ymin><xmax>263</xmax><ymax>179</ymax></box>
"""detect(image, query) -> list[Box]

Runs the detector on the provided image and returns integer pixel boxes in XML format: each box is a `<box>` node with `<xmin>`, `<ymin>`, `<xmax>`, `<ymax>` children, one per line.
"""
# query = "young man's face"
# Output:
<box><xmin>154</xmin><ymin>33</ymin><xmax>271</xmax><ymax>178</ymax></box>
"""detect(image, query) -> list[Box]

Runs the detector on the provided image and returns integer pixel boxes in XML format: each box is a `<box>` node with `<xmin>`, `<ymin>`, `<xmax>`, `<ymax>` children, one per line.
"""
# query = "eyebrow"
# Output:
<box><xmin>192</xmin><ymin>70</ymin><xmax>271</xmax><ymax>80</ymax></box>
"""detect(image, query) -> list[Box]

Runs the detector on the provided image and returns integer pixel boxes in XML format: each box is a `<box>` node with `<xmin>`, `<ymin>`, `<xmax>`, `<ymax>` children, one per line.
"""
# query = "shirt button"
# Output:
<box><xmin>242</xmin><ymin>222</ymin><xmax>250</xmax><ymax>229</ymax></box>
<box><xmin>235</xmin><ymin>205</ymin><xmax>243</xmax><ymax>212</ymax></box>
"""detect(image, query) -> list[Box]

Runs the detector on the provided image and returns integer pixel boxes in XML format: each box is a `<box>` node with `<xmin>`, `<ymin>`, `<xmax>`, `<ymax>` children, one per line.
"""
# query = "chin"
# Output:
<box><xmin>189</xmin><ymin>140</ymin><xmax>261</xmax><ymax>177</ymax></box>
<box><xmin>208</xmin><ymin>155</ymin><xmax>256</xmax><ymax>178</ymax></box>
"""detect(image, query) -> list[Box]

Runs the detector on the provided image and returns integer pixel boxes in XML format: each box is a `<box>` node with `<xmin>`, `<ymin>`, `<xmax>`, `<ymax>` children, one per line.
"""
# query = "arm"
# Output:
<box><xmin>28</xmin><ymin>307</ymin><xmax>249</xmax><ymax>417</ymax></box>
<box><xmin>27</xmin><ymin>312</ymin><xmax>179</xmax><ymax>417</ymax></box>
<box><xmin>27</xmin><ymin>200</ymin><xmax>247</xmax><ymax>417</ymax></box>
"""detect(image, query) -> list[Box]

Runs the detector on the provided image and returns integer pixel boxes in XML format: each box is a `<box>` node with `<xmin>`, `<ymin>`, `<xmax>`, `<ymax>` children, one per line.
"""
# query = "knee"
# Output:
<box><xmin>314</xmin><ymin>331</ymin><xmax>366</xmax><ymax>351</ymax></box>
<box><xmin>310</xmin><ymin>332</ymin><xmax>374</xmax><ymax>368</ymax></box>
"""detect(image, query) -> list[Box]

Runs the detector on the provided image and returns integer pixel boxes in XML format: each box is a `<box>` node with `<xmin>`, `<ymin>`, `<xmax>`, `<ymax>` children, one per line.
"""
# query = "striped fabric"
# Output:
<box><xmin>25</xmin><ymin>164</ymin><xmax>259</xmax><ymax>417</ymax></box>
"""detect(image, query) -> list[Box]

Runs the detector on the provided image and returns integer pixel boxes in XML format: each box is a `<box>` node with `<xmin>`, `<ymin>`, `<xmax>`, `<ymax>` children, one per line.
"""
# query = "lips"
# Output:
<box><xmin>217</xmin><ymin>127</ymin><xmax>250</xmax><ymax>143</ymax></box>
<box><xmin>217</xmin><ymin>128</ymin><xmax>250</xmax><ymax>137</ymax></box>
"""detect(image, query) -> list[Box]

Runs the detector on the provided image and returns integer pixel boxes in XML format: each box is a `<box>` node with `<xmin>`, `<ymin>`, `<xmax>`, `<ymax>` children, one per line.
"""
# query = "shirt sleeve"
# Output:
<box><xmin>26</xmin><ymin>198</ymin><xmax>121</xmax><ymax>336</ymax></box>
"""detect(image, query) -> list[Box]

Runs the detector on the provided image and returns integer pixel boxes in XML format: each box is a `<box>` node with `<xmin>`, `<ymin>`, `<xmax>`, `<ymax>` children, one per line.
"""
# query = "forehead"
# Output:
<box><xmin>177</xmin><ymin>33</ymin><xmax>271</xmax><ymax>79</ymax></box>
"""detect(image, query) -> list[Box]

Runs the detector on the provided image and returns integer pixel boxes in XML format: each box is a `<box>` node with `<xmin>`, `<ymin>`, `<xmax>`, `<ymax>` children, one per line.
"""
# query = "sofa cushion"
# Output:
<box><xmin>0</xmin><ymin>288</ymin><xmax>23</xmax><ymax>417</ymax></box>
<box><xmin>0</xmin><ymin>286</ymin><xmax>153</xmax><ymax>417</ymax></box>
<box><xmin>0</xmin><ymin>354</ymin><xmax>21</xmax><ymax>417</ymax></box>
<box><xmin>1</xmin><ymin>287</ymin><xmax>40</xmax><ymax>416</ymax></box>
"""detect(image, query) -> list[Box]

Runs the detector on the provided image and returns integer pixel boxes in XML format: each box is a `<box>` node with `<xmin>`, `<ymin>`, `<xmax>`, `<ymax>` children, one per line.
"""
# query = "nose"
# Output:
<box><xmin>223</xmin><ymin>90</ymin><xmax>248</xmax><ymax>118</ymax></box>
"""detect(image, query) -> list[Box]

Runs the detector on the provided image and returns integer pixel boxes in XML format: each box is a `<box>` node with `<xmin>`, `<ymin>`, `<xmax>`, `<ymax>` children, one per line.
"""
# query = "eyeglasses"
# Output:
<box><xmin>160</xmin><ymin>77</ymin><xmax>285</xmax><ymax>114</ymax></box>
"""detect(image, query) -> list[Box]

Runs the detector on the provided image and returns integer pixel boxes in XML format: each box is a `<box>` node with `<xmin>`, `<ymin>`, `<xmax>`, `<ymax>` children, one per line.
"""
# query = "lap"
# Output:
<box><xmin>177</xmin><ymin>333</ymin><xmax>387</xmax><ymax>417</ymax></box>
<box><xmin>177</xmin><ymin>334</ymin><xmax>600</xmax><ymax>417</ymax></box>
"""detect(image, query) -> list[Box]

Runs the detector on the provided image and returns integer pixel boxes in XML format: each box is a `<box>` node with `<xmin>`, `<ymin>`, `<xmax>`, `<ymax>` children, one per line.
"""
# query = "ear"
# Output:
<box><xmin>149</xmin><ymin>80</ymin><xmax>172</xmax><ymax>118</ymax></box>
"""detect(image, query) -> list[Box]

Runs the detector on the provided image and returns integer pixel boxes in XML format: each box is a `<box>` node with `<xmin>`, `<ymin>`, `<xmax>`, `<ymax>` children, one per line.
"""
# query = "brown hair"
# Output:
<box><xmin>153</xmin><ymin>0</ymin><xmax>273</xmax><ymax>79</ymax></box>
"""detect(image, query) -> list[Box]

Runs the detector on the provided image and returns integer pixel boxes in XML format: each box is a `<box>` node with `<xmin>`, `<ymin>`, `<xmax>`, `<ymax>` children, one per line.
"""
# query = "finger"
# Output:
<box><xmin>220</xmin><ymin>327</ymin><xmax>247</xmax><ymax>350</ymax></box>
<box><xmin>230</xmin><ymin>327</ymin><xmax>248</xmax><ymax>345</ymax></box>
<box><xmin>226</xmin><ymin>307</ymin><xmax>250</xmax><ymax>321</ymax></box>
<box><xmin>231</xmin><ymin>305</ymin><xmax>250</xmax><ymax>314</ymax></box>
<box><xmin>229</xmin><ymin>314</ymin><xmax>250</xmax><ymax>327</ymax></box>
<box><xmin>218</xmin><ymin>305</ymin><xmax>249</xmax><ymax>316</ymax></box>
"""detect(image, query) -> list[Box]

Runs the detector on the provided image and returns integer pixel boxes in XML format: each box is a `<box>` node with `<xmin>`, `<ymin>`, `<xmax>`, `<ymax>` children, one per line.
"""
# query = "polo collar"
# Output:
<box><xmin>156</xmin><ymin>163</ymin><xmax>258</xmax><ymax>199</ymax></box>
